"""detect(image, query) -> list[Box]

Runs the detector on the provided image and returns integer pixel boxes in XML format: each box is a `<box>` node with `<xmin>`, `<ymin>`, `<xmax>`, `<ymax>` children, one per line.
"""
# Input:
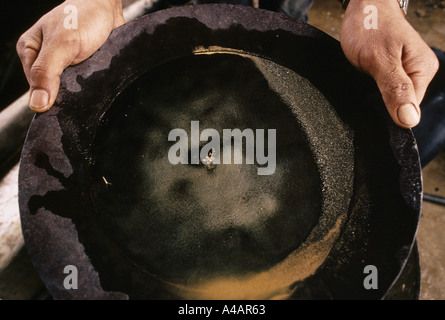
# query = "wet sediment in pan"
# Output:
<box><xmin>89</xmin><ymin>52</ymin><xmax>353</xmax><ymax>299</ymax></box>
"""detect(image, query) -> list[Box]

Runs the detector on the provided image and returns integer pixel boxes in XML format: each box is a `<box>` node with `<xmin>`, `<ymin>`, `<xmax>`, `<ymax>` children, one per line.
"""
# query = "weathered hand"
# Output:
<box><xmin>340</xmin><ymin>0</ymin><xmax>439</xmax><ymax>128</ymax></box>
<box><xmin>16</xmin><ymin>0</ymin><xmax>125</xmax><ymax>112</ymax></box>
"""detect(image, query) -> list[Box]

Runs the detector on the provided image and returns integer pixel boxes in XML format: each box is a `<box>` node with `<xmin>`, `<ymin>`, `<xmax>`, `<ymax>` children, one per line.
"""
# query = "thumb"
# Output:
<box><xmin>27</xmin><ymin>40</ymin><xmax>78</xmax><ymax>112</ymax></box>
<box><xmin>373</xmin><ymin>64</ymin><xmax>421</xmax><ymax>129</ymax></box>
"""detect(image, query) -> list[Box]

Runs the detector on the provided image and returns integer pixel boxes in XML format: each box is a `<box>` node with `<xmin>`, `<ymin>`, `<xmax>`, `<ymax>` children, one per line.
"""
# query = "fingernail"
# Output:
<box><xmin>398</xmin><ymin>103</ymin><xmax>420</xmax><ymax>127</ymax></box>
<box><xmin>30</xmin><ymin>89</ymin><xmax>49</xmax><ymax>110</ymax></box>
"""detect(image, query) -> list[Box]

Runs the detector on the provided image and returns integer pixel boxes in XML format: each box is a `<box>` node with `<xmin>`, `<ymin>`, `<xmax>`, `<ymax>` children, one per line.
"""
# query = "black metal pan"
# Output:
<box><xmin>18</xmin><ymin>4</ymin><xmax>422</xmax><ymax>300</ymax></box>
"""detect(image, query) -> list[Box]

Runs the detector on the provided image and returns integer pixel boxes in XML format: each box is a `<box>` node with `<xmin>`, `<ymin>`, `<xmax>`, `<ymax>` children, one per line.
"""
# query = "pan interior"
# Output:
<box><xmin>89</xmin><ymin>52</ymin><xmax>353</xmax><ymax>296</ymax></box>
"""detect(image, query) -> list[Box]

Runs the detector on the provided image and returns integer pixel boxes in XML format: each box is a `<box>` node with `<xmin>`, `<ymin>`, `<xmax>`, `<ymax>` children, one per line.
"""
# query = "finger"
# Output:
<box><xmin>403</xmin><ymin>48</ymin><xmax>440</xmax><ymax>105</ymax></box>
<box><xmin>27</xmin><ymin>36</ymin><xmax>80</xmax><ymax>112</ymax></box>
<box><xmin>372</xmin><ymin>63</ymin><xmax>421</xmax><ymax>129</ymax></box>
<box><xmin>16</xmin><ymin>30</ymin><xmax>42</xmax><ymax>84</ymax></box>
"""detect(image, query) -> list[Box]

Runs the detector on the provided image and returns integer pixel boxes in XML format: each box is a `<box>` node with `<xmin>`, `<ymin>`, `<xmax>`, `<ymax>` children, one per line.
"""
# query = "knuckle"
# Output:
<box><xmin>410</xmin><ymin>53</ymin><xmax>440</xmax><ymax>83</ymax></box>
<box><xmin>358</xmin><ymin>46</ymin><xmax>381</xmax><ymax>67</ymax></box>
<box><xmin>16</xmin><ymin>35</ymin><xmax>32</xmax><ymax>57</ymax></box>
<box><xmin>39</xmin><ymin>19</ymin><xmax>83</xmax><ymax>50</ymax></box>
<box><xmin>29</xmin><ymin>64</ymin><xmax>45</xmax><ymax>77</ymax></box>
<box><xmin>29</xmin><ymin>64</ymin><xmax>51</xmax><ymax>83</ymax></box>
<box><xmin>53</xmin><ymin>30</ymin><xmax>83</xmax><ymax>54</ymax></box>
<box><xmin>16</xmin><ymin>36</ymin><xmax>26</xmax><ymax>53</ymax></box>
<box><xmin>430</xmin><ymin>54</ymin><xmax>440</xmax><ymax>75</ymax></box>
<box><xmin>16</xmin><ymin>31</ymin><xmax>41</xmax><ymax>61</ymax></box>
<box><xmin>60</xmin><ymin>32</ymin><xmax>81</xmax><ymax>46</ymax></box>
<box><xmin>357</xmin><ymin>42</ymin><xmax>400</xmax><ymax>76</ymax></box>
<box><xmin>417</xmin><ymin>48</ymin><xmax>440</xmax><ymax>76</ymax></box>
<box><xmin>383</xmin><ymin>79</ymin><xmax>413</xmax><ymax>99</ymax></box>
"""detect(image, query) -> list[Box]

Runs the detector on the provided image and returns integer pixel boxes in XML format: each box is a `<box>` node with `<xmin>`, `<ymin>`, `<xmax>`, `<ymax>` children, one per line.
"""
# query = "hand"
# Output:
<box><xmin>16</xmin><ymin>0</ymin><xmax>125</xmax><ymax>112</ymax></box>
<box><xmin>340</xmin><ymin>0</ymin><xmax>439</xmax><ymax>128</ymax></box>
